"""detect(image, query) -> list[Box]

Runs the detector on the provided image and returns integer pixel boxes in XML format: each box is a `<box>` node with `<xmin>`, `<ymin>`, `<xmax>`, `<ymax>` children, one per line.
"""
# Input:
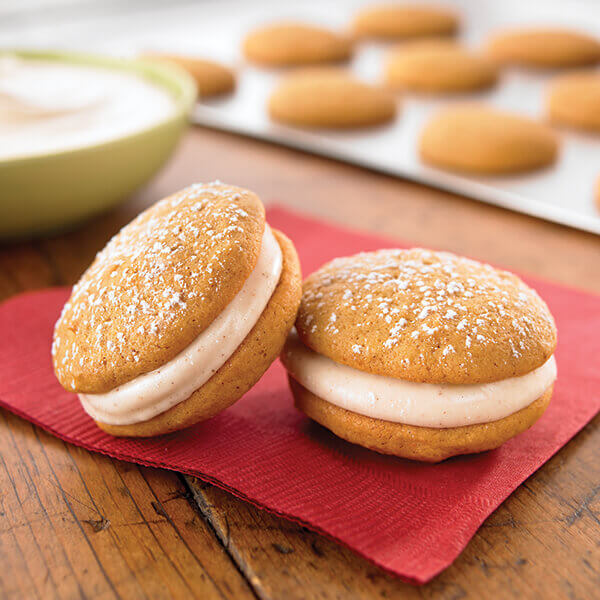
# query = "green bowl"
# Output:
<box><xmin>0</xmin><ymin>50</ymin><xmax>197</xmax><ymax>240</ymax></box>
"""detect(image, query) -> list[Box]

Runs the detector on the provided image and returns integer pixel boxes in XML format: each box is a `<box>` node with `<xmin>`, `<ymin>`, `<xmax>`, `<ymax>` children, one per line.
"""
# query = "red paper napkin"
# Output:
<box><xmin>0</xmin><ymin>207</ymin><xmax>599</xmax><ymax>584</ymax></box>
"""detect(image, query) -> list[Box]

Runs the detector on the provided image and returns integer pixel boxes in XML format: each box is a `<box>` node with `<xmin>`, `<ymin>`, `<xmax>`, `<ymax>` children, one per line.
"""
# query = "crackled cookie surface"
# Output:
<box><xmin>53</xmin><ymin>182</ymin><xmax>302</xmax><ymax>436</ymax></box>
<box><xmin>282</xmin><ymin>248</ymin><xmax>557</xmax><ymax>461</ymax></box>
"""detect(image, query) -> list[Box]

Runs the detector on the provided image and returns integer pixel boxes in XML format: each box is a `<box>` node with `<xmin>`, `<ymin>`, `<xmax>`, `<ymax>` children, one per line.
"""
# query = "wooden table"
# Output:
<box><xmin>1</xmin><ymin>128</ymin><xmax>599</xmax><ymax>600</ymax></box>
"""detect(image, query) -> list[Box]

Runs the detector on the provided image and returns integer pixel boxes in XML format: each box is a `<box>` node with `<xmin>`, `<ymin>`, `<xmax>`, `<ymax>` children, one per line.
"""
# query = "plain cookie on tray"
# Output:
<box><xmin>384</xmin><ymin>40</ymin><xmax>498</xmax><ymax>93</ymax></box>
<box><xmin>53</xmin><ymin>183</ymin><xmax>302</xmax><ymax>437</ymax></box>
<box><xmin>281</xmin><ymin>248</ymin><xmax>558</xmax><ymax>462</ymax></box>
<box><xmin>419</xmin><ymin>105</ymin><xmax>559</xmax><ymax>174</ymax></box>
<box><xmin>143</xmin><ymin>52</ymin><xmax>235</xmax><ymax>97</ymax></box>
<box><xmin>352</xmin><ymin>3</ymin><xmax>459</xmax><ymax>40</ymax></box>
<box><xmin>269</xmin><ymin>68</ymin><xmax>396</xmax><ymax>128</ymax></box>
<box><xmin>486</xmin><ymin>28</ymin><xmax>600</xmax><ymax>68</ymax></box>
<box><xmin>547</xmin><ymin>71</ymin><xmax>600</xmax><ymax>132</ymax></box>
<box><xmin>243</xmin><ymin>22</ymin><xmax>352</xmax><ymax>66</ymax></box>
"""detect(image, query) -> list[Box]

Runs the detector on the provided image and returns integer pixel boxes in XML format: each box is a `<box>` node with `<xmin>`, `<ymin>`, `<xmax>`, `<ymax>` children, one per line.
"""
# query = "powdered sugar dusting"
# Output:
<box><xmin>297</xmin><ymin>248</ymin><xmax>557</xmax><ymax>383</ymax></box>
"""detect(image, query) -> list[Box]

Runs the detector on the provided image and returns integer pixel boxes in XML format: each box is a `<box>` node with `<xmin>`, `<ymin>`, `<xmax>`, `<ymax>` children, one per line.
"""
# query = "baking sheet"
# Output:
<box><xmin>2</xmin><ymin>0</ymin><xmax>599</xmax><ymax>233</ymax></box>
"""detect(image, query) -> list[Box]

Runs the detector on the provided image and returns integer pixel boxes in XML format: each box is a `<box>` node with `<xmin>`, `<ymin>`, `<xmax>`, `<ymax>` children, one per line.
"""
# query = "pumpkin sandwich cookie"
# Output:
<box><xmin>384</xmin><ymin>40</ymin><xmax>498</xmax><ymax>93</ymax></box>
<box><xmin>243</xmin><ymin>22</ymin><xmax>352</xmax><ymax>67</ymax></box>
<box><xmin>269</xmin><ymin>68</ymin><xmax>396</xmax><ymax>129</ymax></box>
<box><xmin>281</xmin><ymin>248</ymin><xmax>557</xmax><ymax>462</ymax></box>
<box><xmin>420</xmin><ymin>105</ymin><xmax>559</xmax><ymax>174</ymax></box>
<box><xmin>486</xmin><ymin>28</ymin><xmax>600</xmax><ymax>69</ymax></box>
<box><xmin>52</xmin><ymin>183</ymin><xmax>302</xmax><ymax>437</ymax></box>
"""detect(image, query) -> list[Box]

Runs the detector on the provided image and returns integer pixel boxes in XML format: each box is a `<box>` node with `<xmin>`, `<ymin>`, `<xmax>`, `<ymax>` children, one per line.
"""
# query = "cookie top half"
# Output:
<box><xmin>53</xmin><ymin>183</ymin><xmax>265</xmax><ymax>394</ymax></box>
<box><xmin>296</xmin><ymin>249</ymin><xmax>557</xmax><ymax>384</ymax></box>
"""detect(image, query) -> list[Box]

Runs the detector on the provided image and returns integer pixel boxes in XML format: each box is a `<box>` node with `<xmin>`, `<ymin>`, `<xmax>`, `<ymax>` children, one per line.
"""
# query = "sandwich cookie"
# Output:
<box><xmin>486</xmin><ymin>28</ymin><xmax>600</xmax><ymax>69</ymax></box>
<box><xmin>420</xmin><ymin>105</ymin><xmax>559</xmax><ymax>174</ymax></box>
<box><xmin>281</xmin><ymin>249</ymin><xmax>557</xmax><ymax>462</ymax></box>
<box><xmin>547</xmin><ymin>71</ymin><xmax>600</xmax><ymax>133</ymax></box>
<box><xmin>52</xmin><ymin>183</ymin><xmax>302</xmax><ymax>437</ymax></box>
<box><xmin>384</xmin><ymin>40</ymin><xmax>498</xmax><ymax>93</ymax></box>
<box><xmin>243</xmin><ymin>22</ymin><xmax>352</xmax><ymax>67</ymax></box>
<box><xmin>143</xmin><ymin>52</ymin><xmax>235</xmax><ymax>98</ymax></box>
<box><xmin>269</xmin><ymin>69</ymin><xmax>396</xmax><ymax>128</ymax></box>
<box><xmin>352</xmin><ymin>3</ymin><xmax>458</xmax><ymax>40</ymax></box>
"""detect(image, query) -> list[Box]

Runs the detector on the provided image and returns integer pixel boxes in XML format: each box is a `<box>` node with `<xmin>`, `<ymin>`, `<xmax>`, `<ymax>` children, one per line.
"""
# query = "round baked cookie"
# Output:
<box><xmin>143</xmin><ymin>52</ymin><xmax>235</xmax><ymax>97</ymax></box>
<box><xmin>352</xmin><ymin>3</ymin><xmax>458</xmax><ymax>40</ymax></box>
<box><xmin>384</xmin><ymin>40</ymin><xmax>498</xmax><ymax>93</ymax></box>
<box><xmin>52</xmin><ymin>182</ymin><xmax>302</xmax><ymax>437</ymax></box>
<box><xmin>243</xmin><ymin>22</ymin><xmax>352</xmax><ymax>66</ymax></box>
<box><xmin>420</xmin><ymin>105</ymin><xmax>559</xmax><ymax>174</ymax></box>
<box><xmin>486</xmin><ymin>28</ymin><xmax>600</xmax><ymax>69</ymax></box>
<box><xmin>269</xmin><ymin>69</ymin><xmax>396</xmax><ymax>128</ymax></box>
<box><xmin>547</xmin><ymin>71</ymin><xmax>600</xmax><ymax>132</ymax></box>
<box><xmin>281</xmin><ymin>248</ymin><xmax>558</xmax><ymax>462</ymax></box>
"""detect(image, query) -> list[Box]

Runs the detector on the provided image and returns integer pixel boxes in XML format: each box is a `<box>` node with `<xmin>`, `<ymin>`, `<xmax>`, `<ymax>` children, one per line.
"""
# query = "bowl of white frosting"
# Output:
<box><xmin>0</xmin><ymin>50</ymin><xmax>196</xmax><ymax>239</ymax></box>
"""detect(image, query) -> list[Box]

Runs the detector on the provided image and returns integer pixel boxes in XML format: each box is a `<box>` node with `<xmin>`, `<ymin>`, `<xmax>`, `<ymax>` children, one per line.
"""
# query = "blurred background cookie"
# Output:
<box><xmin>143</xmin><ymin>52</ymin><xmax>235</xmax><ymax>98</ymax></box>
<box><xmin>384</xmin><ymin>39</ymin><xmax>498</xmax><ymax>93</ymax></box>
<box><xmin>269</xmin><ymin>68</ymin><xmax>396</xmax><ymax>128</ymax></box>
<box><xmin>352</xmin><ymin>3</ymin><xmax>459</xmax><ymax>40</ymax></box>
<box><xmin>547</xmin><ymin>71</ymin><xmax>600</xmax><ymax>132</ymax></box>
<box><xmin>243</xmin><ymin>22</ymin><xmax>352</xmax><ymax>66</ymax></box>
<box><xmin>420</xmin><ymin>105</ymin><xmax>559</xmax><ymax>174</ymax></box>
<box><xmin>486</xmin><ymin>28</ymin><xmax>600</xmax><ymax>68</ymax></box>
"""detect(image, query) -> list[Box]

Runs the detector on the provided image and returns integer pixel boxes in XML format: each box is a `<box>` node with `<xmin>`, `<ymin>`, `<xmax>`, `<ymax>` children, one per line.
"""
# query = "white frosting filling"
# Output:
<box><xmin>79</xmin><ymin>226</ymin><xmax>282</xmax><ymax>425</ymax></box>
<box><xmin>0</xmin><ymin>56</ymin><xmax>176</xmax><ymax>160</ymax></box>
<box><xmin>282</xmin><ymin>332</ymin><xmax>557</xmax><ymax>428</ymax></box>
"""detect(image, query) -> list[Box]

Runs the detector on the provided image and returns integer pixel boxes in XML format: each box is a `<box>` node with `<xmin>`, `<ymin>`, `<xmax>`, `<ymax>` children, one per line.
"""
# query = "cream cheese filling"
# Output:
<box><xmin>79</xmin><ymin>226</ymin><xmax>282</xmax><ymax>425</ymax></box>
<box><xmin>282</xmin><ymin>331</ymin><xmax>557</xmax><ymax>428</ymax></box>
<box><xmin>0</xmin><ymin>56</ymin><xmax>176</xmax><ymax>160</ymax></box>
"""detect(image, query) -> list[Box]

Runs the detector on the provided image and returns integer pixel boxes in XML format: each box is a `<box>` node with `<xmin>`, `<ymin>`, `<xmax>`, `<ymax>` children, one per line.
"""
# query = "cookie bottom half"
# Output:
<box><xmin>290</xmin><ymin>377</ymin><xmax>554</xmax><ymax>462</ymax></box>
<box><xmin>97</xmin><ymin>229</ymin><xmax>302</xmax><ymax>437</ymax></box>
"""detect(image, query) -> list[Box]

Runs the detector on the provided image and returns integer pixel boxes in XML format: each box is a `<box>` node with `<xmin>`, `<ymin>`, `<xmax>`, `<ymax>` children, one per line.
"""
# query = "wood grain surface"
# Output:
<box><xmin>0</xmin><ymin>128</ymin><xmax>598</xmax><ymax>599</ymax></box>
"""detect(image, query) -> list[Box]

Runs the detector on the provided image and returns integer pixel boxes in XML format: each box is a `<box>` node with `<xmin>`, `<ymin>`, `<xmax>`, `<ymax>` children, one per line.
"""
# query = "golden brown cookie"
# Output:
<box><xmin>53</xmin><ymin>183</ymin><xmax>302</xmax><ymax>436</ymax></box>
<box><xmin>420</xmin><ymin>105</ymin><xmax>559</xmax><ymax>174</ymax></box>
<box><xmin>143</xmin><ymin>52</ymin><xmax>235</xmax><ymax>97</ymax></box>
<box><xmin>486</xmin><ymin>28</ymin><xmax>600</xmax><ymax>69</ymax></box>
<box><xmin>282</xmin><ymin>248</ymin><xmax>558</xmax><ymax>461</ymax></box>
<box><xmin>352</xmin><ymin>3</ymin><xmax>458</xmax><ymax>40</ymax></box>
<box><xmin>269</xmin><ymin>68</ymin><xmax>396</xmax><ymax>128</ymax></box>
<box><xmin>384</xmin><ymin>40</ymin><xmax>498</xmax><ymax>93</ymax></box>
<box><xmin>243</xmin><ymin>22</ymin><xmax>352</xmax><ymax>66</ymax></box>
<box><xmin>547</xmin><ymin>71</ymin><xmax>600</xmax><ymax>132</ymax></box>
<box><xmin>291</xmin><ymin>378</ymin><xmax>554</xmax><ymax>462</ymax></box>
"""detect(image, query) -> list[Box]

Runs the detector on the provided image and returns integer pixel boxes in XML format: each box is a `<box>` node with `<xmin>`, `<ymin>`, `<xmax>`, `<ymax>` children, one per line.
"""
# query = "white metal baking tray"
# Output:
<box><xmin>3</xmin><ymin>0</ymin><xmax>599</xmax><ymax>233</ymax></box>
